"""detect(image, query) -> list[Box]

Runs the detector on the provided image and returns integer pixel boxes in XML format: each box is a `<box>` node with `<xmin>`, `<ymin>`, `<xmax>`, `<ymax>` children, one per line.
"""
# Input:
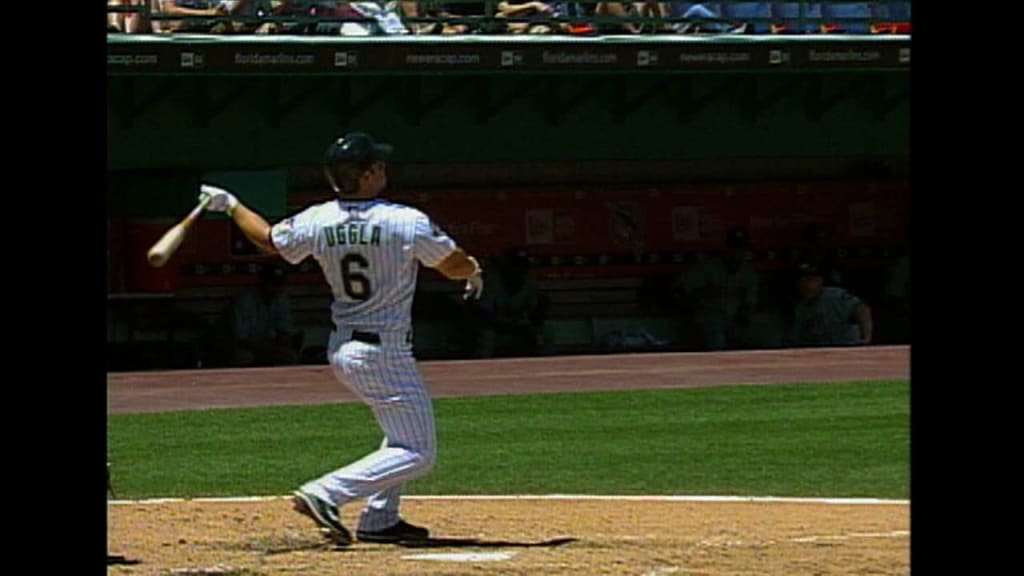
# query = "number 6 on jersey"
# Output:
<box><xmin>341</xmin><ymin>254</ymin><xmax>372</xmax><ymax>301</ymax></box>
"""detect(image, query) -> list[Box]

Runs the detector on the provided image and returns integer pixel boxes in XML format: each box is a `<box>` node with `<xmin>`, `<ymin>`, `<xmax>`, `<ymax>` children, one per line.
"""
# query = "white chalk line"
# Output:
<box><xmin>641</xmin><ymin>567</ymin><xmax>766</xmax><ymax>576</ymax></box>
<box><xmin>692</xmin><ymin>529</ymin><xmax>910</xmax><ymax>548</ymax></box>
<box><xmin>109</xmin><ymin>494</ymin><xmax>908</xmax><ymax>506</ymax></box>
<box><xmin>403</xmin><ymin>551</ymin><xmax>517</xmax><ymax>562</ymax></box>
<box><xmin>638</xmin><ymin>529</ymin><xmax>912</xmax><ymax>575</ymax></box>
<box><xmin>790</xmin><ymin>530</ymin><xmax>910</xmax><ymax>543</ymax></box>
<box><xmin>642</xmin><ymin>567</ymin><xmax>681</xmax><ymax>576</ymax></box>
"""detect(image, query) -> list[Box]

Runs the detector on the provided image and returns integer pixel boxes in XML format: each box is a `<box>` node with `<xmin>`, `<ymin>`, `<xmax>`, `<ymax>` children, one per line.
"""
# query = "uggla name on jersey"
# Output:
<box><xmin>324</xmin><ymin>224</ymin><xmax>382</xmax><ymax>246</ymax></box>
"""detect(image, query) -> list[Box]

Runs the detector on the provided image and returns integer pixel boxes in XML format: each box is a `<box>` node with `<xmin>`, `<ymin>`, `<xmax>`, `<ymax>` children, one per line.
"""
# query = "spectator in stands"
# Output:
<box><xmin>674</xmin><ymin>227</ymin><xmax>760</xmax><ymax>351</ymax></box>
<box><xmin>789</xmin><ymin>262</ymin><xmax>873</xmax><ymax>347</ymax></box>
<box><xmin>436</xmin><ymin>0</ymin><xmax>488</xmax><ymax>34</ymax></box>
<box><xmin>229</xmin><ymin>265</ymin><xmax>303</xmax><ymax>366</ymax></box>
<box><xmin>634</xmin><ymin>1</ymin><xmax>676</xmax><ymax>33</ymax></box>
<box><xmin>395</xmin><ymin>0</ymin><xmax>448</xmax><ymax>33</ymax></box>
<box><xmin>216</xmin><ymin>0</ymin><xmax>376</xmax><ymax>35</ymax></box>
<box><xmin>594</xmin><ymin>2</ymin><xmax>641</xmax><ymax>33</ymax></box>
<box><xmin>108</xmin><ymin>1</ymin><xmax>121</xmax><ymax>32</ymax></box>
<box><xmin>152</xmin><ymin>0</ymin><xmax>336</xmax><ymax>35</ymax></box>
<box><xmin>108</xmin><ymin>0</ymin><xmax>151</xmax><ymax>33</ymax></box>
<box><xmin>396</xmin><ymin>1</ymin><xmax>423</xmax><ymax>32</ymax></box>
<box><xmin>495</xmin><ymin>1</ymin><xmax>564</xmax><ymax>34</ymax></box>
<box><xmin>469</xmin><ymin>248</ymin><xmax>550</xmax><ymax>358</ymax></box>
<box><xmin>590</xmin><ymin>1</ymin><xmax>682</xmax><ymax>34</ymax></box>
<box><xmin>670</xmin><ymin>3</ymin><xmax>724</xmax><ymax>34</ymax></box>
<box><xmin>545</xmin><ymin>1</ymin><xmax>635</xmax><ymax>34</ymax></box>
<box><xmin>254</xmin><ymin>1</ymin><xmax>371</xmax><ymax>35</ymax></box>
<box><xmin>149</xmin><ymin>0</ymin><xmax>231</xmax><ymax>34</ymax></box>
<box><xmin>346</xmin><ymin>1</ymin><xmax>411</xmax><ymax>35</ymax></box>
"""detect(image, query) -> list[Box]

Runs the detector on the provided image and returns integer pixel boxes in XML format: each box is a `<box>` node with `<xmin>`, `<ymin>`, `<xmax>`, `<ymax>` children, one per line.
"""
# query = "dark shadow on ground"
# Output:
<box><xmin>269</xmin><ymin>536</ymin><xmax>579</xmax><ymax>553</ymax></box>
<box><xmin>396</xmin><ymin>536</ymin><xmax>578</xmax><ymax>549</ymax></box>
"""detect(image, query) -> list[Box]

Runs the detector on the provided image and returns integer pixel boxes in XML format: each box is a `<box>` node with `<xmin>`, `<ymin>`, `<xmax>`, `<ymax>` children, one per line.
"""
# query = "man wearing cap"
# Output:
<box><xmin>470</xmin><ymin>246</ymin><xmax>550</xmax><ymax>358</ymax></box>
<box><xmin>196</xmin><ymin>132</ymin><xmax>485</xmax><ymax>546</ymax></box>
<box><xmin>675</xmin><ymin>227</ymin><xmax>760</xmax><ymax>351</ymax></box>
<box><xmin>791</xmin><ymin>262</ymin><xmax>873</xmax><ymax>347</ymax></box>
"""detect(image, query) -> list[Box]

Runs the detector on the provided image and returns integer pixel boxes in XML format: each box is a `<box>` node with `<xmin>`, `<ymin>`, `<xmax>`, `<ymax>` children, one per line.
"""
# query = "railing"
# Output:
<box><xmin>106</xmin><ymin>1</ymin><xmax>912</xmax><ymax>36</ymax></box>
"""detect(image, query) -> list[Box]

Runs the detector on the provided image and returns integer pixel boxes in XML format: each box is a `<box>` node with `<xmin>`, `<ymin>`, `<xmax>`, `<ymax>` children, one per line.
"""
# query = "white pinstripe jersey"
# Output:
<box><xmin>270</xmin><ymin>198</ymin><xmax>457</xmax><ymax>333</ymax></box>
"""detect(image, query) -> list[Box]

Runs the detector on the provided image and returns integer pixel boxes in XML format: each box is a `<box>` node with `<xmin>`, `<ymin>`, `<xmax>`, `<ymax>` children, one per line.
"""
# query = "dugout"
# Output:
<box><xmin>106</xmin><ymin>22</ymin><xmax>909</xmax><ymax>369</ymax></box>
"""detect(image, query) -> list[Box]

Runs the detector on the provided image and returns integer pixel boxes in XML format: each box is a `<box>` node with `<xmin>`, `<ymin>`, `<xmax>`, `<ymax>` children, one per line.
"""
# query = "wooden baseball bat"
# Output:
<box><xmin>146</xmin><ymin>194</ymin><xmax>212</xmax><ymax>268</ymax></box>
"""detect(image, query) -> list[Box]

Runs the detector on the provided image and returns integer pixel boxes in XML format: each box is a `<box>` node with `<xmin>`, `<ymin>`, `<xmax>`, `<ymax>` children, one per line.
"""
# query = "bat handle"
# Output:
<box><xmin>186</xmin><ymin>193</ymin><xmax>213</xmax><ymax>224</ymax></box>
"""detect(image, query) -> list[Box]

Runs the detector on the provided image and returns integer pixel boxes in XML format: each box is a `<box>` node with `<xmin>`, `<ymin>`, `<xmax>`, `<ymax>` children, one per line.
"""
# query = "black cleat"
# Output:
<box><xmin>356</xmin><ymin>519</ymin><xmax>430</xmax><ymax>544</ymax></box>
<box><xmin>292</xmin><ymin>490</ymin><xmax>353</xmax><ymax>546</ymax></box>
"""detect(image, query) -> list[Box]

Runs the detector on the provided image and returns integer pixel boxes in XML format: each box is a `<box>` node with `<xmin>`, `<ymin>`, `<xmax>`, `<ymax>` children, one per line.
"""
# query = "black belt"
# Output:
<box><xmin>351</xmin><ymin>330</ymin><xmax>381</xmax><ymax>344</ymax></box>
<box><xmin>351</xmin><ymin>330</ymin><xmax>412</xmax><ymax>345</ymax></box>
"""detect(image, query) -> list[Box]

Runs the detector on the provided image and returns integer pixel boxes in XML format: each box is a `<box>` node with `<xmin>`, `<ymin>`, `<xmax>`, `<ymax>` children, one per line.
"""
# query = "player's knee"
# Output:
<box><xmin>421</xmin><ymin>447</ymin><xmax>437</xmax><ymax>470</ymax></box>
<box><xmin>411</xmin><ymin>447</ymin><xmax>436</xmax><ymax>475</ymax></box>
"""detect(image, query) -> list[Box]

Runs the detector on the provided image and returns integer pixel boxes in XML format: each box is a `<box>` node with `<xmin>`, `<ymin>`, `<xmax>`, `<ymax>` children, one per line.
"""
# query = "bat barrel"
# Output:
<box><xmin>146</xmin><ymin>194</ymin><xmax>212</xmax><ymax>268</ymax></box>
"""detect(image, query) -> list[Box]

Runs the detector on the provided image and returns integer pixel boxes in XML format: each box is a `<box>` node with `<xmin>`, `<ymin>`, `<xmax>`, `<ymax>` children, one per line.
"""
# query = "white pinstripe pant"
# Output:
<box><xmin>301</xmin><ymin>329</ymin><xmax>436</xmax><ymax>532</ymax></box>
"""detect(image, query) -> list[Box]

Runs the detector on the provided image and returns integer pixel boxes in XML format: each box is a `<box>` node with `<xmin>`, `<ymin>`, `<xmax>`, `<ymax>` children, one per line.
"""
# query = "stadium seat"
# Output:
<box><xmin>772</xmin><ymin>2</ymin><xmax>823</xmax><ymax>34</ymax></box>
<box><xmin>822</xmin><ymin>3</ymin><xmax>871</xmax><ymax>34</ymax></box>
<box><xmin>890</xmin><ymin>1</ymin><xmax>911</xmax><ymax>20</ymax></box>
<box><xmin>869</xmin><ymin>1</ymin><xmax>911</xmax><ymax>34</ymax></box>
<box><xmin>669</xmin><ymin>3</ymin><xmax>730</xmax><ymax>33</ymax></box>
<box><xmin>721</xmin><ymin>2</ymin><xmax>772</xmax><ymax>34</ymax></box>
<box><xmin>670</xmin><ymin>2</ymin><xmax>725</xmax><ymax>17</ymax></box>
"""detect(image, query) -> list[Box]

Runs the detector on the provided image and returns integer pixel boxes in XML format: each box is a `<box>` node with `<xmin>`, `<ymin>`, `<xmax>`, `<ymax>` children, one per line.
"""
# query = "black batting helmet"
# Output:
<box><xmin>324</xmin><ymin>132</ymin><xmax>392</xmax><ymax>166</ymax></box>
<box><xmin>323</xmin><ymin>132</ymin><xmax>393</xmax><ymax>195</ymax></box>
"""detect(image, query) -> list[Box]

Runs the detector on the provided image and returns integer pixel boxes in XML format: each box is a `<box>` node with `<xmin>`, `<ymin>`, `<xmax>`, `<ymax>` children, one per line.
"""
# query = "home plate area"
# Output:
<box><xmin>108</xmin><ymin>495</ymin><xmax>908</xmax><ymax>575</ymax></box>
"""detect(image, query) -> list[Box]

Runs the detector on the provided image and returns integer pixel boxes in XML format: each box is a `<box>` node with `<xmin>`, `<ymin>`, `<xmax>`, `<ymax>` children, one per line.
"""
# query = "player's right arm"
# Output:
<box><xmin>200</xmin><ymin>184</ymin><xmax>316</xmax><ymax>264</ymax></box>
<box><xmin>234</xmin><ymin>203</ymin><xmax>279</xmax><ymax>255</ymax></box>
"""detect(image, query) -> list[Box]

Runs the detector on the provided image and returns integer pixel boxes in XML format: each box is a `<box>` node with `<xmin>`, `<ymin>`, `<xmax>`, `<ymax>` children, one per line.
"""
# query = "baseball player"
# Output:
<box><xmin>791</xmin><ymin>262</ymin><xmax>873</xmax><ymax>347</ymax></box>
<box><xmin>198</xmin><ymin>132</ymin><xmax>484</xmax><ymax>546</ymax></box>
<box><xmin>676</xmin><ymin>227</ymin><xmax>759</xmax><ymax>351</ymax></box>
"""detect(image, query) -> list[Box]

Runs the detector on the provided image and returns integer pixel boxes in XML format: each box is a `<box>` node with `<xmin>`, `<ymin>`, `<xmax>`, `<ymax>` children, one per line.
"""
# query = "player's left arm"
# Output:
<box><xmin>435</xmin><ymin>249</ymin><xmax>484</xmax><ymax>300</ymax></box>
<box><xmin>411</xmin><ymin>212</ymin><xmax>484</xmax><ymax>299</ymax></box>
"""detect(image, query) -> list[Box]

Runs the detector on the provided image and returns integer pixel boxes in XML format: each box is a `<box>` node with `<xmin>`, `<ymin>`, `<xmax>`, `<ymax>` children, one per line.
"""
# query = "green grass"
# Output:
<box><xmin>107</xmin><ymin>380</ymin><xmax>908</xmax><ymax>500</ymax></box>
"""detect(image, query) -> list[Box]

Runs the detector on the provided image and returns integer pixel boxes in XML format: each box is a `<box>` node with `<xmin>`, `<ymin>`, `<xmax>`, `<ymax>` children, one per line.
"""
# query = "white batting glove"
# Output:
<box><xmin>463</xmin><ymin>257</ymin><xmax>484</xmax><ymax>300</ymax></box>
<box><xmin>464</xmin><ymin>273</ymin><xmax>484</xmax><ymax>300</ymax></box>
<box><xmin>199</xmin><ymin>183</ymin><xmax>239</xmax><ymax>215</ymax></box>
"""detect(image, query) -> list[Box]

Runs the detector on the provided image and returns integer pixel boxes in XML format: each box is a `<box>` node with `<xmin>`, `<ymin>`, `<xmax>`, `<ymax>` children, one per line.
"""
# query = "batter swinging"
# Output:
<box><xmin>198</xmin><ymin>132</ymin><xmax>484</xmax><ymax>546</ymax></box>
